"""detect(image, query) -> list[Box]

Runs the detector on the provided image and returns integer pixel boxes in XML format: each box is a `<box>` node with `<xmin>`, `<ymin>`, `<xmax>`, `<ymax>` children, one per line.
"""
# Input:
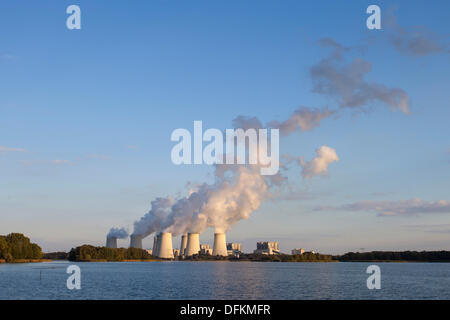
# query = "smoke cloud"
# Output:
<box><xmin>269</xmin><ymin>107</ymin><xmax>334</xmax><ymax>136</ymax></box>
<box><xmin>107</xmin><ymin>227</ymin><xmax>129</xmax><ymax>239</ymax></box>
<box><xmin>233</xmin><ymin>106</ymin><xmax>334</xmax><ymax>137</ymax></box>
<box><xmin>132</xmin><ymin>164</ymin><xmax>269</xmax><ymax>236</ymax></box>
<box><xmin>110</xmin><ymin>35</ymin><xmax>416</xmax><ymax>240</ymax></box>
<box><xmin>311</xmin><ymin>37</ymin><xmax>411</xmax><ymax>114</ymax></box>
<box><xmin>385</xmin><ymin>10</ymin><xmax>449</xmax><ymax>57</ymax></box>
<box><xmin>132</xmin><ymin>197</ymin><xmax>174</xmax><ymax>237</ymax></box>
<box><xmin>299</xmin><ymin>145</ymin><xmax>339</xmax><ymax>179</ymax></box>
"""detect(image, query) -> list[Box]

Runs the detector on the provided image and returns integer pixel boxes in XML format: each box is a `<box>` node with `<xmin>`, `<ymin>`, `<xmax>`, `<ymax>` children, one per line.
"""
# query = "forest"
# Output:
<box><xmin>0</xmin><ymin>233</ymin><xmax>43</xmax><ymax>262</ymax></box>
<box><xmin>68</xmin><ymin>245</ymin><xmax>154</xmax><ymax>261</ymax></box>
<box><xmin>338</xmin><ymin>251</ymin><xmax>450</xmax><ymax>262</ymax></box>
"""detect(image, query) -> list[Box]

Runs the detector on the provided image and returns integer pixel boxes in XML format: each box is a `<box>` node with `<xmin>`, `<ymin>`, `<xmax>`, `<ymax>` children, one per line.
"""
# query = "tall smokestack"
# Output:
<box><xmin>106</xmin><ymin>236</ymin><xmax>117</xmax><ymax>248</ymax></box>
<box><xmin>157</xmin><ymin>232</ymin><xmax>174</xmax><ymax>259</ymax></box>
<box><xmin>180</xmin><ymin>234</ymin><xmax>187</xmax><ymax>256</ymax></box>
<box><xmin>130</xmin><ymin>234</ymin><xmax>143</xmax><ymax>249</ymax></box>
<box><xmin>185</xmin><ymin>233</ymin><xmax>200</xmax><ymax>256</ymax></box>
<box><xmin>212</xmin><ymin>233</ymin><xmax>228</xmax><ymax>256</ymax></box>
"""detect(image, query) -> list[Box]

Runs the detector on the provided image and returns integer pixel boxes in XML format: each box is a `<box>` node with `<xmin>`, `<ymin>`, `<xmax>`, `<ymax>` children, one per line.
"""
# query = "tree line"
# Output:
<box><xmin>338</xmin><ymin>251</ymin><xmax>450</xmax><ymax>262</ymax></box>
<box><xmin>68</xmin><ymin>245</ymin><xmax>153</xmax><ymax>261</ymax></box>
<box><xmin>0</xmin><ymin>233</ymin><xmax>43</xmax><ymax>262</ymax></box>
<box><xmin>232</xmin><ymin>252</ymin><xmax>334</xmax><ymax>262</ymax></box>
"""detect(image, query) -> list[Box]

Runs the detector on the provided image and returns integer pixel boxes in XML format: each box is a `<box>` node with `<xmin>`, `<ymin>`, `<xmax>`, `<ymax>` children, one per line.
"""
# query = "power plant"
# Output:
<box><xmin>105</xmin><ymin>229</ymin><xmax>314</xmax><ymax>259</ymax></box>
<box><xmin>185</xmin><ymin>232</ymin><xmax>200</xmax><ymax>256</ymax></box>
<box><xmin>157</xmin><ymin>232</ymin><xmax>174</xmax><ymax>259</ymax></box>
<box><xmin>130</xmin><ymin>234</ymin><xmax>143</xmax><ymax>249</ymax></box>
<box><xmin>212</xmin><ymin>233</ymin><xmax>228</xmax><ymax>256</ymax></box>
<box><xmin>106</xmin><ymin>236</ymin><xmax>117</xmax><ymax>248</ymax></box>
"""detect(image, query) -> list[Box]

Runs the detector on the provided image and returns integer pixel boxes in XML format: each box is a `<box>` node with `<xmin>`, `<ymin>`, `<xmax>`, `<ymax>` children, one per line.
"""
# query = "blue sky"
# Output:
<box><xmin>0</xmin><ymin>1</ymin><xmax>449</xmax><ymax>253</ymax></box>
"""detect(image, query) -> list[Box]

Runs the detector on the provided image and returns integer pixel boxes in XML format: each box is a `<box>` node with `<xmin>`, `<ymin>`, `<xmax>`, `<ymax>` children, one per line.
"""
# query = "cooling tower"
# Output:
<box><xmin>154</xmin><ymin>233</ymin><xmax>162</xmax><ymax>256</ymax></box>
<box><xmin>157</xmin><ymin>232</ymin><xmax>174</xmax><ymax>259</ymax></box>
<box><xmin>106</xmin><ymin>236</ymin><xmax>117</xmax><ymax>249</ymax></box>
<box><xmin>129</xmin><ymin>234</ymin><xmax>143</xmax><ymax>249</ymax></box>
<box><xmin>152</xmin><ymin>236</ymin><xmax>158</xmax><ymax>256</ymax></box>
<box><xmin>212</xmin><ymin>233</ymin><xmax>228</xmax><ymax>256</ymax></box>
<box><xmin>180</xmin><ymin>234</ymin><xmax>188</xmax><ymax>256</ymax></box>
<box><xmin>185</xmin><ymin>233</ymin><xmax>200</xmax><ymax>256</ymax></box>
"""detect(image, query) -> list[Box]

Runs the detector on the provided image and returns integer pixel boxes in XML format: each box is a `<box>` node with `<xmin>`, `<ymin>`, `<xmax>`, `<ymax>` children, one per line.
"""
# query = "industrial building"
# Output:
<box><xmin>227</xmin><ymin>243</ymin><xmax>242</xmax><ymax>252</ymax></box>
<box><xmin>121</xmin><ymin>231</ymin><xmax>289</xmax><ymax>259</ymax></box>
<box><xmin>291</xmin><ymin>248</ymin><xmax>305</xmax><ymax>255</ymax></box>
<box><xmin>200</xmin><ymin>244</ymin><xmax>212</xmax><ymax>255</ymax></box>
<box><xmin>227</xmin><ymin>242</ymin><xmax>242</xmax><ymax>256</ymax></box>
<box><xmin>254</xmin><ymin>241</ymin><xmax>280</xmax><ymax>255</ymax></box>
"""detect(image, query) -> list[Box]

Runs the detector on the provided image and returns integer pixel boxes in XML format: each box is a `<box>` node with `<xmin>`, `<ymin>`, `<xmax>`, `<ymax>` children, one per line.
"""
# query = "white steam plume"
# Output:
<box><xmin>107</xmin><ymin>227</ymin><xmax>129</xmax><ymax>239</ymax></box>
<box><xmin>299</xmin><ymin>145</ymin><xmax>339</xmax><ymax>179</ymax></box>
<box><xmin>233</xmin><ymin>106</ymin><xmax>334</xmax><ymax>137</ymax></box>
<box><xmin>132</xmin><ymin>164</ymin><xmax>270</xmax><ymax>236</ymax></box>
<box><xmin>132</xmin><ymin>197</ymin><xmax>174</xmax><ymax>237</ymax></box>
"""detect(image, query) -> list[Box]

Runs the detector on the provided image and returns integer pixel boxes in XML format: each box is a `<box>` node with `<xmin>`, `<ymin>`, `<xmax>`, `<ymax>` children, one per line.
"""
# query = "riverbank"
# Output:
<box><xmin>72</xmin><ymin>259</ymin><xmax>162</xmax><ymax>262</ymax></box>
<box><xmin>0</xmin><ymin>259</ymin><xmax>53</xmax><ymax>264</ymax></box>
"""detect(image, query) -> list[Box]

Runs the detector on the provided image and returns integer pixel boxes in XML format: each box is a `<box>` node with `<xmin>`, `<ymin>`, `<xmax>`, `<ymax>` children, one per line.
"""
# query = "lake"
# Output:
<box><xmin>0</xmin><ymin>261</ymin><xmax>449</xmax><ymax>299</ymax></box>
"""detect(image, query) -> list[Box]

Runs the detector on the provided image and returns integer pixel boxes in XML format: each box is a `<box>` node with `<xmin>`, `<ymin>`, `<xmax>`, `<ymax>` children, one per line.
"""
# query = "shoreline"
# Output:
<box><xmin>2</xmin><ymin>259</ymin><xmax>449</xmax><ymax>264</ymax></box>
<box><xmin>0</xmin><ymin>259</ymin><xmax>53</xmax><ymax>264</ymax></box>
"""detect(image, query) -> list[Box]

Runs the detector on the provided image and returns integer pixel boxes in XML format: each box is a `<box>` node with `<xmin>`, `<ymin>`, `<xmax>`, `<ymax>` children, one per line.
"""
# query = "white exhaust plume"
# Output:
<box><xmin>122</xmin><ymin>110</ymin><xmax>340</xmax><ymax>241</ymax></box>
<box><xmin>124</xmin><ymin>137</ymin><xmax>334</xmax><ymax>241</ymax></box>
<box><xmin>157</xmin><ymin>232</ymin><xmax>174</xmax><ymax>259</ymax></box>
<box><xmin>212</xmin><ymin>233</ymin><xmax>228</xmax><ymax>256</ymax></box>
<box><xmin>130</xmin><ymin>163</ymin><xmax>270</xmax><ymax>239</ymax></box>
<box><xmin>185</xmin><ymin>233</ymin><xmax>200</xmax><ymax>256</ymax></box>
<box><xmin>106</xmin><ymin>236</ymin><xmax>117</xmax><ymax>248</ymax></box>
<box><xmin>233</xmin><ymin>107</ymin><xmax>334</xmax><ymax>137</ymax></box>
<box><xmin>130</xmin><ymin>234</ymin><xmax>143</xmax><ymax>249</ymax></box>
<box><xmin>115</xmin><ymin>37</ymin><xmax>414</xmax><ymax>242</ymax></box>
<box><xmin>180</xmin><ymin>234</ymin><xmax>187</xmax><ymax>256</ymax></box>
<box><xmin>133</xmin><ymin>197</ymin><xmax>174</xmax><ymax>238</ymax></box>
<box><xmin>299</xmin><ymin>145</ymin><xmax>339</xmax><ymax>179</ymax></box>
<box><xmin>107</xmin><ymin>227</ymin><xmax>128</xmax><ymax>239</ymax></box>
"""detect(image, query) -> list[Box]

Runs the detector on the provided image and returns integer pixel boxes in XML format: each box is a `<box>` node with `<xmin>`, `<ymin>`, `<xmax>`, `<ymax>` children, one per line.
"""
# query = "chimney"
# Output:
<box><xmin>212</xmin><ymin>233</ymin><xmax>228</xmax><ymax>256</ymax></box>
<box><xmin>180</xmin><ymin>234</ymin><xmax>188</xmax><ymax>256</ymax></box>
<box><xmin>157</xmin><ymin>232</ymin><xmax>174</xmax><ymax>259</ymax></box>
<box><xmin>130</xmin><ymin>234</ymin><xmax>143</xmax><ymax>249</ymax></box>
<box><xmin>185</xmin><ymin>233</ymin><xmax>200</xmax><ymax>256</ymax></box>
<box><xmin>106</xmin><ymin>236</ymin><xmax>117</xmax><ymax>249</ymax></box>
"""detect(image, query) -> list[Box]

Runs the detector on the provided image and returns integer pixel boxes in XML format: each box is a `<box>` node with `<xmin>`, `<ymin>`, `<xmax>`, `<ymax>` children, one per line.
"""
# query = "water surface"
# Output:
<box><xmin>0</xmin><ymin>261</ymin><xmax>449</xmax><ymax>299</ymax></box>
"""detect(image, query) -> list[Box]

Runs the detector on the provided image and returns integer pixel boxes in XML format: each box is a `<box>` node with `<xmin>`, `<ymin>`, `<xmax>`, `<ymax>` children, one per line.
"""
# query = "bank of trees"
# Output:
<box><xmin>43</xmin><ymin>251</ymin><xmax>69</xmax><ymax>260</ymax></box>
<box><xmin>338</xmin><ymin>251</ymin><xmax>450</xmax><ymax>262</ymax></box>
<box><xmin>233</xmin><ymin>253</ymin><xmax>334</xmax><ymax>262</ymax></box>
<box><xmin>68</xmin><ymin>245</ymin><xmax>153</xmax><ymax>261</ymax></box>
<box><xmin>0</xmin><ymin>233</ymin><xmax>43</xmax><ymax>262</ymax></box>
